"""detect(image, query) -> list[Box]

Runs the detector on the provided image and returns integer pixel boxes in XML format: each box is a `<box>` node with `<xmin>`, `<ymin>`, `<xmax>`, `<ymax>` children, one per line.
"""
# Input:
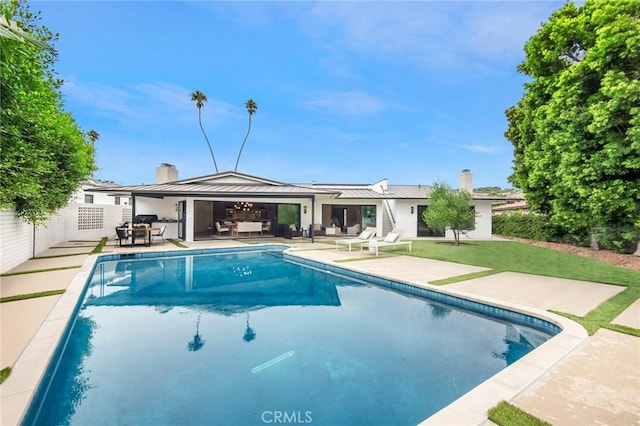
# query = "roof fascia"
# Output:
<box><xmin>173</xmin><ymin>171</ymin><xmax>285</xmax><ymax>186</ymax></box>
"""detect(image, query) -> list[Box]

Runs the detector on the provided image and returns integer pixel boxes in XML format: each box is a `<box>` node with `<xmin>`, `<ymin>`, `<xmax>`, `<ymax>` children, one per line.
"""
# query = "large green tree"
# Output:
<box><xmin>422</xmin><ymin>183</ymin><xmax>476</xmax><ymax>246</ymax></box>
<box><xmin>505</xmin><ymin>0</ymin><xmax>640</xmax><ymax>240</ymax></box>
<box><xmin>0</xmin><ymin>0</ymin><xmax>94</xmax><ymax>224</ymax></box>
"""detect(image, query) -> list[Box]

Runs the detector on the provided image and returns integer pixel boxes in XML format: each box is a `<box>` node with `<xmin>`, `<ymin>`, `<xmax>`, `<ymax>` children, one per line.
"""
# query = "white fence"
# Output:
<box><xmin>0</xmin><ymin>205</ymin><xmax>132</xmax><ymax>274</ymax></box>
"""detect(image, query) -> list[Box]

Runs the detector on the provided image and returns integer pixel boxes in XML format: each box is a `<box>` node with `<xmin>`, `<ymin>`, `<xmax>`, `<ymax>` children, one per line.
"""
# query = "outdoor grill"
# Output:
<box><xmin>133</xmin><ymin>214</ymin><xmax>158</xmax><ymax>225</ymax></box>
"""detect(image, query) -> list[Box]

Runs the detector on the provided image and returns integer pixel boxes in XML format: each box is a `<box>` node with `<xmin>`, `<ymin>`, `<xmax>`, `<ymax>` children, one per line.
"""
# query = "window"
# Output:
<box><xmin>361</xmin><ymin>205</ymin><xmax>376</xmax><ymax>228</ymax></box>
<box><xmin>416</xmin><ymin>205</ymin><xmax>444</xmax><ymax>237</ymax></box>
<box><xmin>277</xmin><ymin>204</ymin><xmax>300</xmax><ymax>226</ymax></box>
<box><xmin>115</xmin><ymin>196</ymin><xmax>121</xmax><ymax>205</ymax></box>
<box><xmin>84</xmin><ymin>194</ymin><xmax>94</xmax><ymax>204</ymax></box>
<box><xmin>321</xmin><ymin>204</ymin><xmax>375</xmax><ymax>230</ymax></box>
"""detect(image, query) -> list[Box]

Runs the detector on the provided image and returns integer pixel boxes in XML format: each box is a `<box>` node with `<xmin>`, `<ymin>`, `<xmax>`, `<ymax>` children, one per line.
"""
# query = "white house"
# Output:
<box><xmin>72</xmin><ymin>179</ymin><xmax>131</xmax><ymax>206</ymax></box>
<box><xmin>90</xmin><ymin>165</ymin><xmax>505</xmax><ymax>243</ymax></box>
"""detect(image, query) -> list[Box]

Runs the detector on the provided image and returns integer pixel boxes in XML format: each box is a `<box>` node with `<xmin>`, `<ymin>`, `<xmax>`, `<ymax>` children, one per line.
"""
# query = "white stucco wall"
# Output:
<box><xmin>390</xmin><ymin>199</ymin><xmax>419</xmax><ymax>237</ymax></box>
<box><xmin>465</xmin><ymin>199</ymin><xmax>493</xmax><ymax>239</ymax></box>
<box><xmin>0</xmin><ymin>208</ymin><xmax>61</xmax><ymax>273</ymax></box>
<box><xmin>133</xmin><ymin>196</ymin><xmax>181</xmax><ymax>222</ymax></box>
<box><xmin>0</xmin><ymin>204</ymin><xmax>131</xmax><ymax>274</ymax></box>
<box><xmin>389</xmin><ymin>198</ymin><xmax>494</xmax><ymax>239</ymax></box>
<box><xmin>72</xmin><ymin>187</ymin><xmax>126</xmax><ymax>205</ymax></box>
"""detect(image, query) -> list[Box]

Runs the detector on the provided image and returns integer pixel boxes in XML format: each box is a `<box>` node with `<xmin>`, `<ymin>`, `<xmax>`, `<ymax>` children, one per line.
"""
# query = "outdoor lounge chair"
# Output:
<box><xmin>335</xmin><ymin>227</ymin><xmax>377</xmax><ymax>252</ymax></box>
<box><xmin>361</xmin><ymin>232</ymin><xmax>412</xmax><ymax>256</ymax></box>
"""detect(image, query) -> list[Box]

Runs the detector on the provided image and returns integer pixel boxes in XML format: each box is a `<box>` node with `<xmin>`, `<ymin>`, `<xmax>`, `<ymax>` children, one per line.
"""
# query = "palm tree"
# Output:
<box><xmin>190</xmin><ymin>90</ymin><xmax>219</xmax><ymax>173</ymax></box>
<box><xmin>87</xmin><ymin>130</ymin><xmax>99</xmax><ymax>178</ymax></box>
<box><xmin>234</xmin><ymin>98</ymin><xmax>258</xmax><ymax>172</ymax></box>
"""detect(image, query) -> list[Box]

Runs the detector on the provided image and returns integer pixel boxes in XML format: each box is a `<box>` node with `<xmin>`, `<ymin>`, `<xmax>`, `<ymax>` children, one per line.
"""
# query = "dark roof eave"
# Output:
<box><xmin>124</xmin><ymin>190</ymin><xmax>332</xmax><ymax>198</ymax></box>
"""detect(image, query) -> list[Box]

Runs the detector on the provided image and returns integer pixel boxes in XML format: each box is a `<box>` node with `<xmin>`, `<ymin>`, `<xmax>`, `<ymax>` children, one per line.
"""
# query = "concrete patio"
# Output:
<box><xmin>1</xmin><ymin>239</ymin><xmax>638</xmax><ymax>425</ymax></box>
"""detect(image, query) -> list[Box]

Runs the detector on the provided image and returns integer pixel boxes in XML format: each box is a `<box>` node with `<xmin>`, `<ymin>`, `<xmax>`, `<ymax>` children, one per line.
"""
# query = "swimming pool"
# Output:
<box><xmin>23</xmin><ymin>245</ymin><xmax>560</xmax><ymax>425</ymax></box>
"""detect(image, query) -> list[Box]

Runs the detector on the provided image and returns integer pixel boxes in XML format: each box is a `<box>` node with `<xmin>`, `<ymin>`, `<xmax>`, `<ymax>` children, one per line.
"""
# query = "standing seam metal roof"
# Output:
<box><xmin>93</xmin><ymin>183</ymin><xmax>340</xmax><ymax>195</ymax></box>
<box><xmin>89</xmin><ymin>181</ymin><xmax>514</xmax><ymax>201</ymax></box>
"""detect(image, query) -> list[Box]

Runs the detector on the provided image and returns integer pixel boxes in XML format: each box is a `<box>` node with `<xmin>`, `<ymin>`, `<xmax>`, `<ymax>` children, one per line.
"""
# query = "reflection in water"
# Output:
<box><xmin>25</xmin><ymin>315</ymin><xmax>97</xmax><ymax>425</ymax></box>
<box><xmin>493</xmin><ymin>324</ymin><xmax>547</xmax><ymax>365</ymax></box>
<box><xmin>188</xmin><ymin>312</ymin><xmax>205</xmax><ymax>352</ymax></box>
<box><xmin>243</xmin><ymin>312</ymin><xmax>256</xmax><ymax>343</ymax></box>
<box><xmin>85</xmin><ymin>253</ymin><xmax>342</xmax><ymax>314</ymax></box>
<box><xmin>428</xmin><ymin>302</ymin><xmax>451</xmax><ymax>320</ymax></box>
<box><xmin>233</xmin><ymin>265</ymin><xmax>252</xmax><ymax>278</ymax></box>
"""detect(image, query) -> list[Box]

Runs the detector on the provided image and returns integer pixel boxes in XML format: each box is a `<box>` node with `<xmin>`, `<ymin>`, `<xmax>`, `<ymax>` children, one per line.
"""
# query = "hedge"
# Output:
<box><xmin>492</xmin><ymin>213</ymin><xmax>555</xmax><ymax>241</ymax></box>
<box><xmin>493</xmin><ymin>213</ymin><xmax>639</xmax><ymax>254</ymax></box>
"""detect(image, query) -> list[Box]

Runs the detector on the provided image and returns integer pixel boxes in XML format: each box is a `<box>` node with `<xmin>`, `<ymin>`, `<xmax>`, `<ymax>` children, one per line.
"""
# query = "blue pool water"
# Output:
<box><xmin>24</xmin><ymin>246</ymin><xmax>559</xmax><ymax>426</ymax></box>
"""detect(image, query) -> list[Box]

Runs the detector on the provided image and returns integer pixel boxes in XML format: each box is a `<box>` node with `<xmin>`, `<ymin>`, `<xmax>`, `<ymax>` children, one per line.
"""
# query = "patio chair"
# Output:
<box><xmin>115</xmin><ymin>227</ymin><xmax>132</xmax><ymax>247</ymax></box>
<box><xmin>132</xmin><ymin>226</ymin><xmax>150</xmax><ymax>246</ymax></box>
<box><xmin>309</xmin><ymin>223</ymin><xmax>325</xmax><ymax>236</ymax></box>
<box><xmin>151</xmin><ymin>225</ymin><xmax>166</xmax><ymax>242</ymax></box>
<box><xmin>361</xmin><ymin>231</ymin><xmax>412</xmax><ymax>256</ymax></box>
<box><xmin>334</xmin><ymin>227</ymin><xmax>377</xmax><ymax>252</ymax></box>
<box><xmin>215</xmin><ymin>221</ymin><xmax>230</xmax><ymax>236</ymax></box>
<box><xmin>262</xmin><ymin>221</ymin><xmax>271</xmax><ymax>234</ymax></box>
<box><xmin>346</xmin><ymin>224</ymin><xmax>360</xmax><ymax>236</ymax></box>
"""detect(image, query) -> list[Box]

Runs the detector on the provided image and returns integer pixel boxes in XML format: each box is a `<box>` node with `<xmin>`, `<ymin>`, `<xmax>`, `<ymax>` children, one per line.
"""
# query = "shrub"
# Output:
<box><xmin>593</xmin><ymin>227</ymin><xmax>639</xmax><ymax>254</ymax></box>
<box><xmin>492</xmin><ymin>213</ymin><xmax>555</xmax><ymax>241</ymax></box>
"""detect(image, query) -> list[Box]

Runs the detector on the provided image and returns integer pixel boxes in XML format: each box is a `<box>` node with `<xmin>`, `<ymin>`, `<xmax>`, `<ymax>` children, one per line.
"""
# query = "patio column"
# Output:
<box><xmin>131</xmin><ymin>195</ymin><xmax>136</xmax><ymax>221</ymax></box>
<box><xmin>311</xmin><ymin>195</ymin><xmax>315</xmax><ymax>243</ymax></box>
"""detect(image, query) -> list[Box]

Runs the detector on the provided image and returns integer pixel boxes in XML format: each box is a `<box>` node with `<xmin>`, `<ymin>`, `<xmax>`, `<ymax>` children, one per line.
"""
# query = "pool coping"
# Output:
<box><xmin>284</xmin><ymin>250</ymin><xmax>589</xmax><ymax>425</ymax></box>
<box><xmin>1</xmin><ymin>245</ymin><xmax>588</xmax><ymax>425</ymax></box>
<box><xmin>1</xmin><ymin>254</ymin><xmax>98</xmax><ymax>426</ymax></box>
<box><xmin>412</xmin><ymin>289</ymin><xmax>587</xmax><ymax>425</ymax></box>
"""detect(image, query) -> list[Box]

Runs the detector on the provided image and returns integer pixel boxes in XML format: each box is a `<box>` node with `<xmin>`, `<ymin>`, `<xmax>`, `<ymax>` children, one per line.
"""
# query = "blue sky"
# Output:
<box><xmin>34</xmin><ymin>1</ymin><xmax>565</xmax><ymax>188</ymax></box>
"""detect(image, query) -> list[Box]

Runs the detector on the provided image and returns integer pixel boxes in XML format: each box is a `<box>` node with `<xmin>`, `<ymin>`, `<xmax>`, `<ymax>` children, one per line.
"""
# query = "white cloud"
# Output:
<box><xmin>302</xmin><ymin>90</ymin><xmax>388</xmax><ymax>117</ymax></box>
<box><xmin>60</xmin><ymin>78</ymin><xmax>237</xmax><ymax>127</ymax></box>
<box><xmin>295</xmin><ymin>1</ymin><xmax>560</xmax><ymax>73</ymax></box>
<box><xmin>461</xmin><ymin>144</ymin><xmax>501</xmax><ymax>154</ymax></box>
<box><xmin>462</xmin><ymin>4</ymin><xmax>553</xmax><ymax>62</ymax></box>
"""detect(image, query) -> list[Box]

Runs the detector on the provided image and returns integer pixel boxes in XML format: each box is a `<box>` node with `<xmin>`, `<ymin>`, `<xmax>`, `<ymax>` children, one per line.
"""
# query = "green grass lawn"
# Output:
<box><xmin>488</xmin><ymin>401</ymin><xmax>551</xmax><ymax>426</ymax></box>
<box><xmin>400</xmin><ymin>240</ymin><xmax>639</xmax><ymax>287</ymax></box>
<box><xmin>384</xmin><ymin>240</ymin><xmax>640</xmax><ymax>337</ymax></box>
<box><xmin>386</xmin><ymin>240</ymin><xmax>639</xmax><ymax>425</ymax></box>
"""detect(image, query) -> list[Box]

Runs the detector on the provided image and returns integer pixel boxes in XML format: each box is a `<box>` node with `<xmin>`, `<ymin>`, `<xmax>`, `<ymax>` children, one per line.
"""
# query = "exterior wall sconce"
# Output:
<box><xmin>303</xmin><ymin>205</ymin><xmax>307</xmax><ymax>214</ymax></box>
<box><xmin>411</xmin><ymin>206</ymin><xmax>414</xmax><ymax>214</ymax></box>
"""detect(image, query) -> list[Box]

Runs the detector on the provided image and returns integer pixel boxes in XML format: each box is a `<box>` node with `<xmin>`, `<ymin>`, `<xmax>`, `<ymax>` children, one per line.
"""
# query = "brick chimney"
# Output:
<box><xmin>459</xmin><ymin>169</ymin><xmax>473</xmax><ymax>193</ymax></box>
<box><xmin>156</xmin><ymin>163</ymin><xmax>178</xmax><ymax>183</ymax></box>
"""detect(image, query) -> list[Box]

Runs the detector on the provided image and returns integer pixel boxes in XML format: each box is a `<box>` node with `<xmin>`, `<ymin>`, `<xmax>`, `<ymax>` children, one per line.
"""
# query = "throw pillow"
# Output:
<box><xmin>384</xmin><ymin>232</ymin><xmax>399</xmax><ymax>243</ymax></box>
<box><xmin>358</xmin><ymin>231</ymin><xmax>371</xmax><ymax>240</ymax></box>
